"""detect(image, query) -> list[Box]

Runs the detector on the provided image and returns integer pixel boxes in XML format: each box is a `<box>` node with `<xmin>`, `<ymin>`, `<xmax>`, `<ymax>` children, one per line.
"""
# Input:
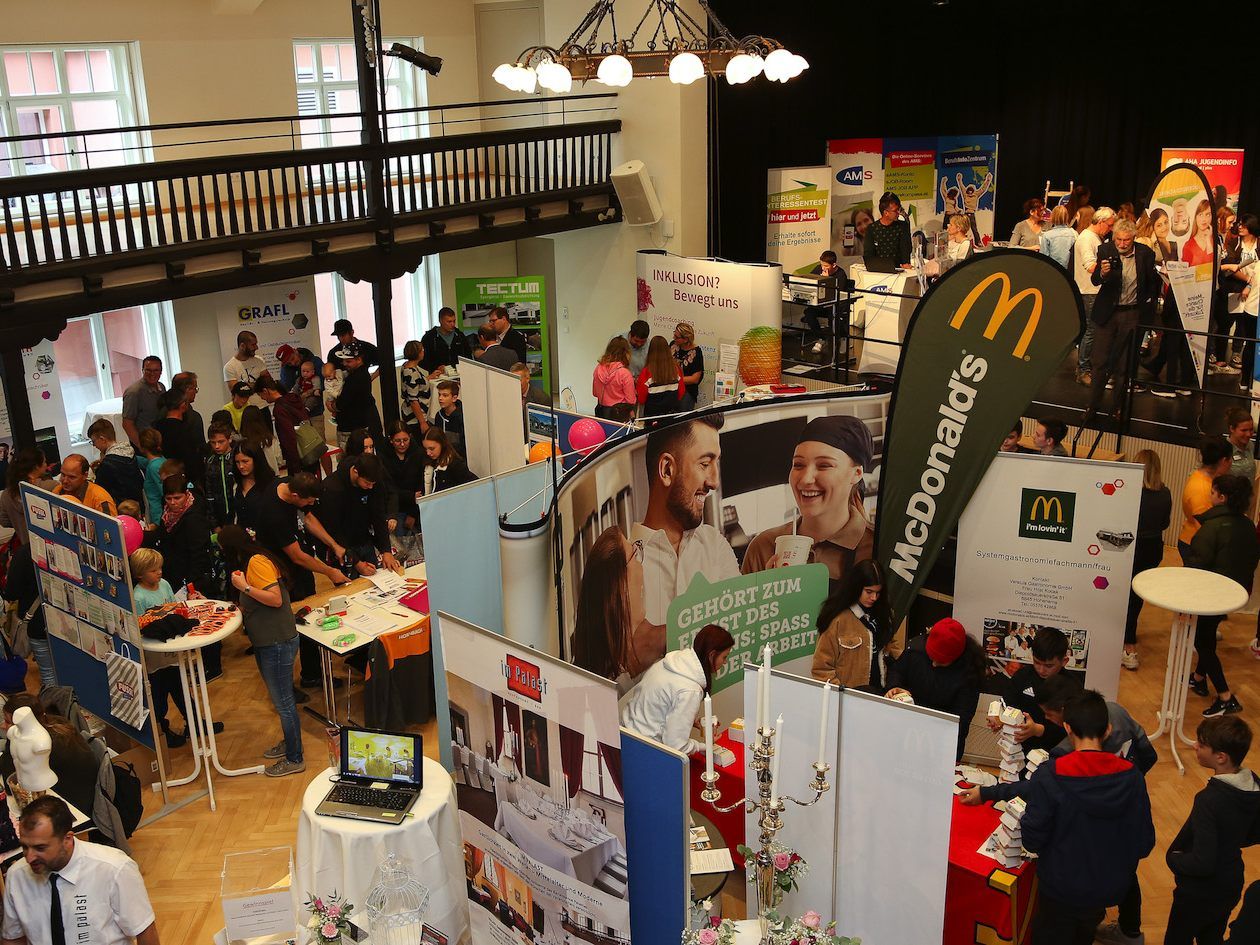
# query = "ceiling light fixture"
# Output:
<box><xmin>493</xmin><ymin>0</ymin><xmax>807</xmax><ymax>92</ymax></box>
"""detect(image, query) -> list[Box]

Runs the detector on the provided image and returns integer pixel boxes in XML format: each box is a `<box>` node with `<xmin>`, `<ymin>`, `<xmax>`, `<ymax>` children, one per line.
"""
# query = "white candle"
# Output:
<box><xmin>703</xmin><ymin>695</ymin><xmax>714</xmax><ymax>780</ymax></box>
<box><xmin>755</xmin><ymin>655</ymin><xmax>766</xmax><ymax>735</ymax></box>
<box><xmin>762</xmin><ymin>645</ymin><xmax>773</xmax><ymax>729</ymax></box>
<box><xmin>816</xmin><ymin>682</ymin><xmax>831</xmax><ymax>766</ymax></box>
<box><xmin>770</xmin><ymin>714</ymin><xmax>784</xmax><ymax>806</ymax></box>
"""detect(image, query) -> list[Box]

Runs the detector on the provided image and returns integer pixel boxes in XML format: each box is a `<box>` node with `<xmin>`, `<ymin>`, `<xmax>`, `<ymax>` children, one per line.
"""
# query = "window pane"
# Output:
<box><xmin>294</xmin><ymin>43</ymin><xmax>315</xmax><ymax>82</ymax></box>
<box><xmin>65</xmin><ymin>50</ymin><xmax>91</xmax><ymax>93</ymax></box>
<box><xmin>15</xmin><ymin>106</ymin><xmax>69</xmax><ymax>172</ymax></box>
<box><xmin>72</xmin><ymin>99</ymin><xmax>124</xmax><ymax>167</ymax></box>
<box><xmin>52</xmin><ymin>318</ymin><xmax>101</xmax><ymax>440</ymax></box>
<box><xmin>337</xmin><ymin>43</ymin><xmax>357</xmax><ymax>83</ymax></box>
<box><xmin>88</xmin><ymin>49</ymin><xmax>115</xmax><ymax>92</ymax></box>
<box><xmin>4</xmin><ymin>53</ymin><xmax>32</xmax><ymax>96</ymax></box>
<box><xmin>314</xmin><ymin>273</ymin><xmax>338</xmax><ymax>339</ymax></box>
<box><xmin>0</xmin><ymin>113</ymin><xmax>12</xmax><ymax>179</ymax></box>
<box><xmin>340</xmin><ymin>278</ymin><xmax>376</xmax><ymax>345</ymax></box>
<box><xmin>320</xmin><ymin>44</ymin><xmax>342</xmax><ymax>81</ymax></box>
<box><xmin>100</xmin><ymin>306</ymin><xmax>149</xmax><ymax>397</ymax></box>
<box><xmin>392</xmin><ymin>274</ymin><xmax>418</xmax><ymax>357</ymax></box>
<box><xmin>30</xmin><ymin>51</ymin><xmax>59</xmax><ymax>95</ymax></box>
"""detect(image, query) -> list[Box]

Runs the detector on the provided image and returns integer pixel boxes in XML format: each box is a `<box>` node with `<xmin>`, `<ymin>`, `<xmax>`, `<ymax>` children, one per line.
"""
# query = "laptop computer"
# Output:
<box><xmin>316</xmin><ymin>726</ymin><xmax>424</xmax><ymax>824</ymax></box>
<box><xmin>862</xmin><ymin>254</ymin><xmax>903</xmax><ymax>274</ymax></box>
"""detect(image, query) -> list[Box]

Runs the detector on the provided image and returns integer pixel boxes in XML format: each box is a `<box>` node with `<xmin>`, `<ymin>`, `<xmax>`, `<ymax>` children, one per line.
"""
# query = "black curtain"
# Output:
<box><xmin>709</xmin><ymin>0</ymin><xmax>1259</xmax><ymax>263</ymax></box>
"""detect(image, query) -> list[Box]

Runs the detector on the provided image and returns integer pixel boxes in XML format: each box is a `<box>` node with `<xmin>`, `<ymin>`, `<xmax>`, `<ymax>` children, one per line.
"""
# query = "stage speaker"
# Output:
<box><xmin>610</xmin><ymin>159</ymin><xmax>663</xmax><ymax>226</ymax></box>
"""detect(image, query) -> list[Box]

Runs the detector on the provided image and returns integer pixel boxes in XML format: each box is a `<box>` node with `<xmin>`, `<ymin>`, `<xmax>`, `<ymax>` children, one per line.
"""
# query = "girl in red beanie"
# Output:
<box><xmin>885</xmin><ymin>617</ymin><xmax>987</xmax><ymax>761</ymax></box>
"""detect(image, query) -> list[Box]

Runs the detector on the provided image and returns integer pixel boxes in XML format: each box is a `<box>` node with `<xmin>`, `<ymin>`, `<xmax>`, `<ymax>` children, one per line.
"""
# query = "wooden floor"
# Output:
<box><xmin>110</xmin><ymin>549</ymin><xmax>1259</xmax><ymax>942</ymax></box>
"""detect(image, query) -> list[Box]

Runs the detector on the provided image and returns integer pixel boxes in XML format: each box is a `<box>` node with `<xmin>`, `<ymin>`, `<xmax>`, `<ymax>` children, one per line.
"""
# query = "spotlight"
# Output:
<box><xmin>385</xmin><ymin>43</ymin><xmax>442</xmax><ymax>76</ymax></box>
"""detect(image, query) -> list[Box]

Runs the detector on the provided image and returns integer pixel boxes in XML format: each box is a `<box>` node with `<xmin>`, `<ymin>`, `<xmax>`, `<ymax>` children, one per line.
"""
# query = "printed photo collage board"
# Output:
<box><xmin>20</xmin><ymin>484</ymin><xmax>154</xmax><ymax>742</ymax></box>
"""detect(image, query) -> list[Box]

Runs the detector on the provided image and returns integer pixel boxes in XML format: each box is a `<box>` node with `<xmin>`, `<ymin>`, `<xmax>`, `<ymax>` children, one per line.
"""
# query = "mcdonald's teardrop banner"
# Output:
<box><xmin>875</xmin><ymin>250</ymin><xmax>1084</xmax><ymax>631</ymax></box>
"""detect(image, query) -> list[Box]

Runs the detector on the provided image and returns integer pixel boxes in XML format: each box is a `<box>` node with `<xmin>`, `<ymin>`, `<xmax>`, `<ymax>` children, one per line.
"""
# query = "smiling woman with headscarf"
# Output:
<box><xmin>740</xmin><ymin>415</ymin><xmax>875</xmax><ymax>595</ymax></box>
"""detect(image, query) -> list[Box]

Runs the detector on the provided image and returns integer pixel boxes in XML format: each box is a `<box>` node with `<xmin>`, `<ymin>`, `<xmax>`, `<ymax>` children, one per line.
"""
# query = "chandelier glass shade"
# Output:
<box><xmin>493</xmin><ymin>0</ymin><xmax>807</xmax><ymax>92</ymax></box>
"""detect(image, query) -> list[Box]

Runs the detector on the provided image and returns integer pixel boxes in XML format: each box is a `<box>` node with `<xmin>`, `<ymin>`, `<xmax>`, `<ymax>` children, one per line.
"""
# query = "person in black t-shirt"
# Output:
<box><xmin>306</xmin><ymin>454</ymin><xmax>401</xmax><ymax>577</ymax></box>
<box><xmin>670</xmin><ymin>322</ymin><xmax>704</xmax><ymax>410</ymax></box>
<box><xmin>326</xmin><ymin>319</ymin><xmax>380</xmax><ymax>376</ymax></box>
<box><xmin>986</xmin><ymin>626</ymin><xmax>1081</xmax><ymax>753</ymax></box>
<box><xmin>333</xmin><ymin>343</ymin><xmax>382</xmax><ymax>448</ymax></box>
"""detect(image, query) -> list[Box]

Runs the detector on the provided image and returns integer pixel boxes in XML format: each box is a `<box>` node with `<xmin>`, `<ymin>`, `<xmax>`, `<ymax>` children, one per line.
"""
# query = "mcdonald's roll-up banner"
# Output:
<box><xmin>953</xmin><ymin>453</ymin><xmax>1141</xmax><ymax>701</ymax></box>
<box><xmin>1145</xmin><ymin>163</ymin><xmax>1217</xmax><ymax>384</ymax></box>
<box><xmin>875</xmin><ymin>251</ymin><xmax>1085</xmax><ymax>630</ymax></box>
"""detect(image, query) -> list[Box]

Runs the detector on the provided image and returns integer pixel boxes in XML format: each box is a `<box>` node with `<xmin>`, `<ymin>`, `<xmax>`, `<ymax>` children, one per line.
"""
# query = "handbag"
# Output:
<box><xmin>3</xmin><ymin>600</ymin><xmax>32</xmax><ymax>659</ymax></box>
<box><xmin>0</xmin><ymin>622</ymin><xmax>27</xmax><ymax>694</ymax></box>
<box><xmin>295</xmin><ymin>420</ymin><xmax>327</xmax><ymax>466</ymax></box>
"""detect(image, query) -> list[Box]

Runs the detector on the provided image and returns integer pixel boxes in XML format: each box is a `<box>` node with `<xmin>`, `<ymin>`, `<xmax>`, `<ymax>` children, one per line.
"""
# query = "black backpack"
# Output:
<box><xmin>110</xmin><ymin>761</ymin><xmax>144</xmax><ymax>837</ymax></box>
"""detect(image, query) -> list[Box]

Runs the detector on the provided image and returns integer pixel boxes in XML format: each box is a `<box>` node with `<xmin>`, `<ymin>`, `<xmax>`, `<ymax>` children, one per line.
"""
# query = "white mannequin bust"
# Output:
<box><xmin>9</xmin><ymin>707</ymin><xmax>57</xmax><ymax>793</ymax></box>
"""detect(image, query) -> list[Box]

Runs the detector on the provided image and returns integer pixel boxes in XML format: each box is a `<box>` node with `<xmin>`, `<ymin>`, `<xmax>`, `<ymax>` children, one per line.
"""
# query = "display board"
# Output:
<box><xmin>526</xmin><ymin>404</ymin><xmax>633</xmax><ymax>473</ymax></box>
<box><xmin>620</xmin><ymin>731</ymin><xmax>688</xmax><ymax>945</ymax></box>
<box><xmin>553</xmin><ymin>392</ymin><xmax>891</xmax><ymax>721</ymax></box>
<box><xmin>455</xmin><ymin>276</ymin><xmax>551</xmax><ymax>395</ymax></box>
<box><xmin>765</xmin><ymin>167</ymin><xmax>832</xmax><ymax>275</ymax></box>
<box><xmin>953</xmin><ymin>452</ymin><xmax>1140</xmax><ymax>701</ymax></box>
<box><xmin>21</xmin><ymin>483</ymin><xmax>154</xmax><ymax>746</ymax></box>
<box><xmin>1160</xmin><ymin>147</ymin><xmax>1244</xmax><ymax>213</ymax></box>
<box><xmin>457</xmin><ymin>357</ymin><xmax>529</xmax><ymax>479</ymax></box>
<box><xmin>216</xmin><ymin>278</ymin><xmax>319</xmax><ymax>384</ymax></box>
<box><xmin>826</xmin><ymin>135</ymin><xmax>999</xmax><ymax>247</ymax></box>
<box><xmin>0</xmin><ymin>340</ymin><xmax>72</xmax><ymax>467</ymax></box>
<box><xmin>634</xmin><ymin>251</ymin><xmax>783</xmax><ymax>407</ymax></box>
<box><xmin>1146</xmin><ymin>162</ymin><xmax>1217</xmax><ymax>383</ymax></box>
<box><xmin>442</xmin><ymin>614</ymin><xmax>630</xmax><ymax>945</ymax></box>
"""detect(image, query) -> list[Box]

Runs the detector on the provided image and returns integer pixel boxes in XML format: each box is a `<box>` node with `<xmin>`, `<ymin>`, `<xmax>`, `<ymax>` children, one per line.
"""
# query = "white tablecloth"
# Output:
<box><xmin>851</xmin><ymin>265</ymin><xmax>920</xmax><ymax>374</ymax></box>
<box><xmin>296</xmin><ymin>761</ymin><xmax>469</xmax><ymax>944</ymax></box>
<box><xmin>82</xmin><ymin>397</ymin><xmax>124</xmax><ymax>442</ymax></box>
<box><xmin>493</xmin><ymin>801</ymin><xmax>620</xmax><ymax>886</ymax></box>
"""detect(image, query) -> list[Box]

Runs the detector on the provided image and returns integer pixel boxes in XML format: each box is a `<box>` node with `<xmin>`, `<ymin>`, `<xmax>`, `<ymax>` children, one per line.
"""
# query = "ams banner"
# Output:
<box><xmin>875</xmin><ymin>251</ymin><xmax>1084</xmax><ymax>629</ymax></box>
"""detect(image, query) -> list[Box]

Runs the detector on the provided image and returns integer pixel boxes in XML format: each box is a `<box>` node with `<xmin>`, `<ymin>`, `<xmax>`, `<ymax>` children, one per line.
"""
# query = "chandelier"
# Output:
<box><xmin>492</xmin><ymin>0</ymin><xmax>808</xmax><ymax>93</ymax></box>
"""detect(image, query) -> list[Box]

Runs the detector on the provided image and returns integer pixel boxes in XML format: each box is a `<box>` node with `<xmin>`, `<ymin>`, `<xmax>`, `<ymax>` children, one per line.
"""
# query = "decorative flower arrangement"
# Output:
<box><xmin>763</xmin><ymin>909</ymin><xmax>861</xmax><ymax>944</ymax></box>
<box><xmin>304</xmin><ymin>891</ymin><xmax>355</xmax><ymax>944</ymax></box>
<box><xmin>737</xmin><ymin>844</ymin><xmax>809</xmax><ymax>898</ymax></box>
<box><xmin>680</xmin><ymin>916</ymin><xmax>737</xmax><ymax>945</ymax></box>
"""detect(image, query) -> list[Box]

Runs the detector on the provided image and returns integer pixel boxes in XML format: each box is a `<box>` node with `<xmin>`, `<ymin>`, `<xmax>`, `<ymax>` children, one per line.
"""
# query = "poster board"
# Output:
<box><xmin>455</xmin><ymin>276</ymin><xmax>551</xmax><ymax>396</ymax></box>
<box><xmin>21</xmin><ymin>483</ymin><xmax>154</xmax><ymax>746</ymax></box>
<box><xmin>766</xmin><ymin>166</ymin><xmax>832</xmax><ymax>275</ymax></box>
<box><xmin>215</xmin><ymin>278</ymin><xmax>320</xmax><ymax>384</ymax></box>
<box><xmin>442</xmin><ymin>613</ymin><xmax>630</xmax><ymax>945</ymax></box>
<box><xmin>635</xmin><ymin>251</ymin><xmax>783</xmax><ymax>407</ymax></box>
<box><xmin>620</xmin><ymin>731</ymin><xmax>688</xmax><ymax>945</ymax></box>
<box><xmin>953</xmin><ymin>452</ymin><xmax>1141</xmax><ymax>701</ymax></box>
<box><xmin>0</xmin><ymin>340</ymin><xmax>72</xmax><ymax>467</ymax></box>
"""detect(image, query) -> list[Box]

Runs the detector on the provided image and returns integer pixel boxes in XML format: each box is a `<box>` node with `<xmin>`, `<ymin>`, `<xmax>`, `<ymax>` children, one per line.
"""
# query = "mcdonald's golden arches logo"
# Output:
<box><xmin>949</xmin><ymin>272</ymin><xmax>1043</xmax><ymax>359</ymax></box>
<box><xmin>1019</xmin><ymin>488</ymin><xmax>1074</xmax><ymax>542</ymax></box>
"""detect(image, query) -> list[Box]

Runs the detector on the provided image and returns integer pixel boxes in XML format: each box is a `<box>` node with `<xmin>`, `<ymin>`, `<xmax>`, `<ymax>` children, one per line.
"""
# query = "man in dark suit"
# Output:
<box><xmin>1087</xmin><ymin>218</ymin><xmax>1160</xmax><ymax>418</ymax></box>
<box><xmin>488</xmin><ymin>306</ymin><xmax>529</xmax><ymax>363</ymax></box>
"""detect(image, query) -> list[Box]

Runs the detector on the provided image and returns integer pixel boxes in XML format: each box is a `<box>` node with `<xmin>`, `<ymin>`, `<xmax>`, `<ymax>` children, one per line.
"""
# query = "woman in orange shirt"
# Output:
<box><xmin>1178</xmin><ymin>438</ymin><xmax>1233</xmax><ymax>560</ymax></box>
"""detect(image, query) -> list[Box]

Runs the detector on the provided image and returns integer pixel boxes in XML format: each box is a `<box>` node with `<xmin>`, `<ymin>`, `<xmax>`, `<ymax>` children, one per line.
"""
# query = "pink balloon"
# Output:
<box><xmin>567</xmin><ymin>418</ymin><xmax>607</xmax><ymax>458</ymax></box>
<box><xmin>119</xmin><ymin>515</ymin><xmax>144</xmax><ymax>555</ymax></box>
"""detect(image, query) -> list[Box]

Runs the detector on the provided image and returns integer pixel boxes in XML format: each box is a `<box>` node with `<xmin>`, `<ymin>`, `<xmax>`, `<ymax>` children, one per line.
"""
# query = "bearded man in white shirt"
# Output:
<box><xmin>630</xmin><ymin>415</ymin><xmax>739</xmax><ymax>671</ymax></box>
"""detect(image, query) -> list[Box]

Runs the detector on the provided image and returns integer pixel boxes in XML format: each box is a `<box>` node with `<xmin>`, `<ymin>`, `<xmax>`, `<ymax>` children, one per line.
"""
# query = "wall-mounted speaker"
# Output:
<box><xmin>610</xmin><ymin>159</ymin><xmax>663</xmax><ymax>226</ymax></box>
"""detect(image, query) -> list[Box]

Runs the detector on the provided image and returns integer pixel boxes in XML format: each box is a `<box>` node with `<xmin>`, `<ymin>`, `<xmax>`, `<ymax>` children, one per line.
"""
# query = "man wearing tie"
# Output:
<box><xmin>2</xmin><ymin>797</ymin><xmax>159</xmax><ymax>945</ymax></box>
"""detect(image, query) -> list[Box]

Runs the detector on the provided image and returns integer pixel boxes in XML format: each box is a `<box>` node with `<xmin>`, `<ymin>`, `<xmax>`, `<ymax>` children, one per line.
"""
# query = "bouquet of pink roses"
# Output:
<box><xmin>303</xmin><ymin>890</ymin><xmax>355</xmax><ymax>944</ymax></box>
<box><xmin>737</xmin><ymin>844</ymin><xmax>809</xmax><ymax>896</ymax></box>
<box><xmin>766</xmin><ymin>910</ymin><xmax>860</xmax><ymax>944</ymax></box>
<box><xmin>680</xmin><ymin>916</ymin><xmax>736</xmax><ymax>945</ymax></box>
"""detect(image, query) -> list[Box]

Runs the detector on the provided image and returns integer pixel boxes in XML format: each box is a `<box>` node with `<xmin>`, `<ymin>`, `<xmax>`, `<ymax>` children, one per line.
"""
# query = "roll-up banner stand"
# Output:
<box><xmin>953</xmin><ymin>452</ymin><xmax>1141</xmax><ymax>701</ymax></box>
<box><xmin>766</xmin><ymin>166</ymin><xmax>832</xmax><ymax>275</ymax></box>
<box><xmin>0</xmin><ymin>340</ymin><xmax>72</xmax><ymax>466</ymax></box>
<box><xmin>216</xmin><ymin>278</ymin><xmax>320</xmax><ymax>383</ymax></box>
<box><xmin>634</xmin><ymin>251</ymin><xmax>782</xmax><ymax>407</ymax></box>
<box><xmin>874</xmin><ymin>251</ymin><xmax>1085</xmax><ymax>631</ymax></box>
<box><xmin>1144</xmin><ymin>162</ymin><xmax>1218</xmax><ymax>384</ymax></box>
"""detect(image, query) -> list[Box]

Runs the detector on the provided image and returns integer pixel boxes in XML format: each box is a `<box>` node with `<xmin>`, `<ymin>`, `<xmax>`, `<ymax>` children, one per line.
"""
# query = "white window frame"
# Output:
<box><xmin>0</xmin><ymin>43</ymin><xmax>146</xmax><ymax>177</ymax></box>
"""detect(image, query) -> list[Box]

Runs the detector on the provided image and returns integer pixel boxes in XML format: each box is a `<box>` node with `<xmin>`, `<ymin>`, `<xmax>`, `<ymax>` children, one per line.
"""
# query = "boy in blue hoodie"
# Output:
<box><xmin>1165</xmin><ymin>715</ymin><xmax>1260</xmax><ymax>944</ymax></box>
<box><xmin>1020</xmin><ymin>689</ymin><xmax>1155</xmax><ymax>945</ymax></box>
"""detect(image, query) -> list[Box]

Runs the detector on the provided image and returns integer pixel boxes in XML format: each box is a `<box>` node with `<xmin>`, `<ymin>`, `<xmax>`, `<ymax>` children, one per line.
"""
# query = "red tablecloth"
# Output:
<box><xmin>945</xmin><ymin>797</ymin><xmax>1038</xmax><ymax>945</ymax></box>
<box><xmin>687</xmin><ymin>730</ymin><xmax>747</xmax><ymax>867</ymax></box>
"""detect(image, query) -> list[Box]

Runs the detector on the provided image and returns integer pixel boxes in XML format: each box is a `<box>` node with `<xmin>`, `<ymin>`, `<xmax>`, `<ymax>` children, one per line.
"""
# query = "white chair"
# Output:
<box><xmin>561</xmin><ymin>387</ymin><xmax>578</xmax><ymax>412</ymax></box>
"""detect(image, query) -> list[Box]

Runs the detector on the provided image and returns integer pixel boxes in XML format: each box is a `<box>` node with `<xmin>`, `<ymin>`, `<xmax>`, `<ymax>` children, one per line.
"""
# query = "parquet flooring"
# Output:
<box><xmin>83</xmin><ymin>546</ymin><xmax>1260</xmax><ymax>940</ymax></box>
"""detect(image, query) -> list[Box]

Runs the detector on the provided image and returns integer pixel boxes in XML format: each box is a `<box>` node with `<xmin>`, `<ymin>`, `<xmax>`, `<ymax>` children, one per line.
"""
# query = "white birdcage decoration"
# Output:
<box><xmin>363</xmin><ymin>853</ymin><xmax>429</xmax><ymax>945</ymax></box>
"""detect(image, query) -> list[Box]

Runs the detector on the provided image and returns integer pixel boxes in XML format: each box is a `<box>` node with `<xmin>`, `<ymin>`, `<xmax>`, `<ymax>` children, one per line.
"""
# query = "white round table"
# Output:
<box><xmin>296</xmin><ymin>761</ymin><xmax>469</xmax><ymax>944</ymax></box>
<box><xmin>1131</xmin><ymin>567</ymin><xmax>1248</xmax><ymax>774</ymax></box>
<box><xmin>141</xmin><ymin>601</ymin><xmax>262</xmax><ymax>809</ymax></box>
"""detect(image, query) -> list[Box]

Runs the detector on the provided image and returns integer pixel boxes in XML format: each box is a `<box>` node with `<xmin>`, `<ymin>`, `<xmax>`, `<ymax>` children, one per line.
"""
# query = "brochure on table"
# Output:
<box><xmin>21</xmin><ymin>483</ymin><xmax>154</xmax><ymax>747</ymax></box>
<box><xmin>442</xmin><ymin>613</ymin><xmax>630</xmax><ymax>945</ymax></box>
<box><xmin>953</xmin><ymin>452</ymin><xmax>1141</xmax><ymax>701</ymax></box>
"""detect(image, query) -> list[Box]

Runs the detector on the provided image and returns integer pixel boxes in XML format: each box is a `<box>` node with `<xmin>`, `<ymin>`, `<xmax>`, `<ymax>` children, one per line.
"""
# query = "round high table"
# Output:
<box><xmin>1131</xmin><ymin>567</ymin><xmax>1248</xmax><ymax>774</ymax></box>
<box><xmin>141</xmin><ymin>603</ymin><xmax>263</xmax><ymax>810</ymax></box>
<box><xmin>296</xmin><ymin>761</ymin><xmax>469</xmax><ymax>944</ymax></box>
